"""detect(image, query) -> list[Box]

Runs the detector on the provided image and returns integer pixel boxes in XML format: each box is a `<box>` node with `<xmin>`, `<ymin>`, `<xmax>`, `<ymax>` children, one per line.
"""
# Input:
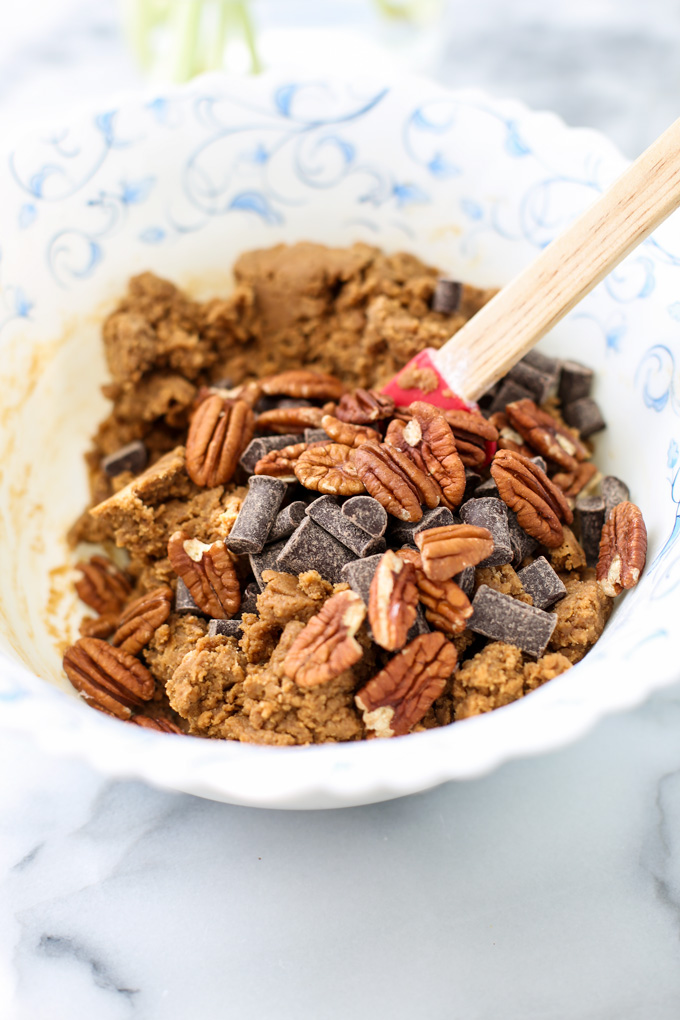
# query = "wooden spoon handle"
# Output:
<box><xmin>434</xmin><ymin>116</ymin><xmax>680</xmax><ymax>403</ymax></box>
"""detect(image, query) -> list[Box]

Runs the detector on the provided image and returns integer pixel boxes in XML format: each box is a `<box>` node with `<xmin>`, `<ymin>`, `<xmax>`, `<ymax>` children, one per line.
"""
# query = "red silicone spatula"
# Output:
<box><xmin>383</xmin><ymin>115</ymin><xmax>680</xmax><ymax>411</ymax></box>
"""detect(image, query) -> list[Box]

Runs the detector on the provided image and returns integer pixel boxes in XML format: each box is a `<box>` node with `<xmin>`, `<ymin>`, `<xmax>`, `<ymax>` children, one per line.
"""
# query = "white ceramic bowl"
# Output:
<box><xmin>1</xmin><ymin>71</ymin><xmax>679</xmax><ymax>809</ymax></box>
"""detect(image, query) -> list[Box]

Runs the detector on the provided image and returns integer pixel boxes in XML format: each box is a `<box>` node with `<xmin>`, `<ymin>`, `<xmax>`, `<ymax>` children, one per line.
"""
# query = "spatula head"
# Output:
<box><xmin>381</xmin><ymin>348</ymin><xmax>474</xmax><ymax>412</ymax></box>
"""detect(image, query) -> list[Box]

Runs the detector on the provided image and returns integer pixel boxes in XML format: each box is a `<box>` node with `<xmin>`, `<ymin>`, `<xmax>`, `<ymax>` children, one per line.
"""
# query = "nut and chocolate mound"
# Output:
<box><xmin>62</xmin><ymin>242</ymin><xmax>647</xmax><ymax>743</ymax></box>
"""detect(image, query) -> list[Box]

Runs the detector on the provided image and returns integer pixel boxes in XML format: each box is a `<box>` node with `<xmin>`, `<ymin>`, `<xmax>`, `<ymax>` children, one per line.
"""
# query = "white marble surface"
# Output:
<box><xmin>4</xmin><ymin>2</ymin><xmax>680</xmax><ymax>1017</ymax></box>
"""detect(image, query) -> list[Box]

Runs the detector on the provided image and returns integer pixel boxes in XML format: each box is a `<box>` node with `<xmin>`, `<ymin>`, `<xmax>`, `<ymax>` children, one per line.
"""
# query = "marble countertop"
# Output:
<box><xmin>3</xmin><ymin>2</ymin><xmax>680</xmax><ymax>1017</ymax></box>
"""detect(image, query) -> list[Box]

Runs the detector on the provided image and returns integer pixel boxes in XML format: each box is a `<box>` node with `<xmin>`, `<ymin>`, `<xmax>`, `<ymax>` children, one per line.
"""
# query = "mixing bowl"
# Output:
<box><xmin>1</xmin><ymin>71</ymin><xmax>679</xmax><ymax>808</ymax></box>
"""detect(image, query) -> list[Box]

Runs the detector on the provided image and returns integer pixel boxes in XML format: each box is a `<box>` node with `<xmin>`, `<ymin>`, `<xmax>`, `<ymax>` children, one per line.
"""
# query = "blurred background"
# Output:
<box><xmin>1</xmin><ymin>0</ymin><xmax>678</xmax><ymax>156</ymax></box>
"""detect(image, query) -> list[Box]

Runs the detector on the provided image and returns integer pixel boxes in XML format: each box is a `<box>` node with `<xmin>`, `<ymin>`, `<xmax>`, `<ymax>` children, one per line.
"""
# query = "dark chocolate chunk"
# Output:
<box><xmin>387</xmin><ymin>506</ymin><xmax>455</xmax><ymax>548</ymax></box>
<box><xmin>340</xmin><ymin>554</ymin><xmax>384</xmax><ymax>605</ymax></box>
<box><xmin>562</xmin><ymin>397</ymin><xmax>606</xmax><ymax>438</ymax></box>
<box><xmin>306</xmin><ymin>495</ymin><xmax>385</xmax><ymax>557</ymax></box>
<box><xmin>558</xmin><ymin>360</ymin><xmax>593</xmax><ymax>405</ymax></box>
<box><xmin>459</xmin><ymin>497</ymin><xmax>512</xmax><ymax>567</ymax></box>
<box><xmin>517</xmin><ymin>556</ymin><xmax>567</xmax><ymax>610</ymax></box>
<box><xmin>576</xmin><ymin>495</ymin><xmax>605</xmax><ymax>565</ymax></box>
<box><xmin>101</xmin><ymin>440</ymin><xmax>148</xmax><ymax>478</ymax></box>
<box><xmin>239</xmin><ymin>434</ymin><xmax>300</xmax><ymax>474</ymax></box>
<box><xmin>175</xmin><ymin>578</ymin><xmax>202</xmax><ymax>616</ymax></box>
<box><xmin>241</xmin><ymin>581</ymin><xmax>260</xmax><ymax>614</ymax></box>
<box><xmin>522</xmin><ymin>350</ymin><xmax>561</xmax><ymax>377</ymax></box>
<box><xmin>463</xmin><ymin>470</ymin><xmax>482</xmax><ymax>502</ymax></box>
<box><xmin>489</xmin><ymin>379</ymin><xmax>534</xmax><ymax>415</ymax></box>
<box><xmin>208</xmin><ymin>618</ymin><xmax>243</xmax><ymax>638</ymax></box>
<box><xmin>469</xmin><ymin>584</ymin><xmax>557</xmax><ymax>658</ymax></box>
<box><xmin>507</xmin><ymin>361</ymin><xmax>554</xmax><ymax>404</ymax></box>
<box><xmin>406</xmin><ymin>604</ymin><xmax>431</xmax><ymax>641</ymax></box>
<box><xmin>473</xmin><ymin>476</ymin><xmax>499</xmax><ymax>499</ymax></box>
<box><xmin>266</xmin><ymin>501</ymin><xmax>307</xmax><ymax>544</ymax></box>
<box><xmin>602</xmin><ymin>476</ymin><xmax>630</xmax><ymax>520</ymax></box>
<box><xmin>341</xmin><ymin>495</ymin><xmax>388</xmax><ymax>537</ymax></box>
<box><xmin>454</xmin><ymin>566</ymin><xmax>475</xmax><ymax>598</ymax></box>
<box><xmin>276</xmin><ymin>517</ymin><xmax>356</xmax><ymax>583</ymax></box>
<box><xmin>304</xmin><ymin>428</ymin><xmax>332</xmax><ymax>444</ymax></box>
<box><xmin>507</xmin><ymin>508</ymin><xmax>539</xmax><ymax>567</ymax></box>
<box><xmin>226</xmin><ymin>476</ymin><xmax>287</xmax><ymax>554</ymax></box>
<box><xmin>249</xmin><ymin>539</ymin><xmax>288</xmax><ymax>590</ymax></box>
<box><xmin>431</xmin><ymin>278</ymin><xmax>462</xmax><ymax>314</ymax></box>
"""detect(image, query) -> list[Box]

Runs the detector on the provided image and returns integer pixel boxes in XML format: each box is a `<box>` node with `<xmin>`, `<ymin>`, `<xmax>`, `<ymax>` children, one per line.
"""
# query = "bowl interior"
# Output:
<box><xmin>1</xmin><ymin>73</ymin><xmax>679</xmax><ymax>807</ymax></box>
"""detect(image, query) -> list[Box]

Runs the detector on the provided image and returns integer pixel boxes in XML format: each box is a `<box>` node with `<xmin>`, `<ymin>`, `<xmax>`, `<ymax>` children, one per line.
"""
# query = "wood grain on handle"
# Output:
<box><xmin>434</xmin><ymin>116</ymin><xmax>680</xmax><ymax>403</ymax></box>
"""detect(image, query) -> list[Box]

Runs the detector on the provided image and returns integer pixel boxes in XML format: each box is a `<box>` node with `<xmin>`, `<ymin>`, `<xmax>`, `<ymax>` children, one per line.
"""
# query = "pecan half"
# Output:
<box><xmin>488</xmin><ymin>412</ymin><xmax>535</xmax><ymax>457</ymax></box>
<box><xmin>355</xmin><ymin>632</ymin><xmax>458</xmax><ymax>737</ymax></box>
<box><xmin>397</xmin><ymin>549</ymin><xmax>473</xmax><ymax>635</ymax></box>
<box><xmin>505</xmin><ymin>399</ymin><xmax>589</xmax><ymax>470</ymax></box>
<box><xmin>336</xmin><ymin>388</ymin><xmax>395</xmax><ymax>424</ymax></box>
<box><xmin>63</xmin><ymin>637</ymin><xmax>155</xmax><ymax>721</ymax></box>
<box><xmin>283</xmin><ymin>589</ymin><xmax>366</xmax><ymax>687</ymax></box>
<box><xmin>131</xmin><ymin>714</ymin><xmax>184</xmax><ymax>733</ymax></box>
<box><xmin>261</xmin><ymin>370</ymin><xmax>345</xmax><ymax>402</ymax></box>
<box><xmin>294</xmin><ymin>443</ymin><xmax>365</xmax><ymax>496</ymax></box>
<box><xmin>415</xmin><ymin>524</ymin><xmax>494</xmax><ymax>581</ymax></box>
<box><xmin>321</xmin><ymin>414</ymin><xmax>381</xmax><ymax>448</ymax></box>
<box><xmin>552</xmin><ymin>461</ymin><xmax>599</xmax><ymax>498</ymax></box>
<box><xmin>491</xmin><ymin>449</ymin><xmax>573</xmax><ymax>548</ymax></box>
<box><xmin>167</xmin><ymin>530</ymin><xmax>240</xmax><ymax>618</ymax></box>
<box><xmin>368</xmin><ymin>550</ymin><xmax>419</xmax><ymax>651</ymax></box>
<box><xmin>254</xmin><ymin>441</ymin><xmax>309</xmax><ymax>480</ymax></box>
<box><xmin>596</xmin><ymin>501</ymin><xmax>647</xmax><ymax>596</ymax></box>
<box><xmin>255</xmin><ymin>405</ymin><xmax>326</xmax><ymax>433</ymax></box>
<box><xmin>355</xmin><ymin>441</ymin><xmax>440</xmax><ymax>522</ymax></box>
<box><xmin>387</xmin><ymin>402</ymin><xmax>465</xmax><ymax>509</ymax></box>
<box><xmin>112</xmin><ymin>586</ymin><xmax>173</xmax><ymax>655</ymax></box>
<box><xmin>186</xmin><ymin>395</ymin><xmax>255</xmax><ymax>486</ymax></box>
<box><xmin>75</xmin><ymin>556</ymin><xmax>132</xmax><ymax>616</ymax></box>
<box><xmin>444</xmin><ymin>409</ymin><xmax>499</xmax><ymax>469</ymax></box>
<box><xmin>79</xmin><ymin>613</ymin><xmax>119</xmax><ymax>639</ymax></box>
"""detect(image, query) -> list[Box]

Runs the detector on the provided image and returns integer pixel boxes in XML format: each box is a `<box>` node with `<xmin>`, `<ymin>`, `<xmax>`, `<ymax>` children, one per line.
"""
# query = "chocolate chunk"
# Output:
<box><xmin>459</xmin><ymin>497</ymin><xmax>513</xmax><ymax>567</ymax></box>
<box><xmin>455</xmin><ymin>566</ymin><xmax>475</xmax><ymax>597</ymax></box>
<box><xmin>208</xmin><ymin>618</ymin><xmax>243</xmax><ymax>638</ymax></box>
<box><xmin>241</xmin><ymin>581</ymin><xmax>260</xmax><ymax>614</ymax></box>
<box><xmin>101</xmin><ymin>440</ymin><xmax>148</xmax><ymax>478</ymax></box>
<box><xmin>602</xmin><ymin>476</ymin><xmax>630</xmax><ymax>520</ymax></box>
<box><xmin>431</xmin><ymin>278</ymin><xmax>462</xmax><ymax>314</ymax></box>
<box><xmin>576</xmin><ymin>495</ymin><xmax>605</xmax><ymax>565</ymax></box>
<box><xmin>340</xmin><ymin>554</ymin><xmax>383</xmax><ymax>605</ymax></box>
<box><xmin>562</xmin><ymin>397</ymin><xmax>606</xmax><ymax>438</ymax></box>
<box><xmin>522</xmin><ymin>350</ymin><xmax>561</xmax><ymax>377</ymax></box>
<box><xmin>175</xmin><ymin>578</ymin><xmax>202</xmax><ymax>616</ymax></box>
<box><xmin>239</xmin><ymin>434</ymin><xmax>300</xmax><ymax>474</ymax></box>
<box><xmin>387</xmin><ymin>506</ymin><xmax>455</xmax><ymax>548</ymax></box>
<box><xmin>266</xmin><ymin>501</ymin><xmax>307</xmax><ymax>544</ymax></box>
<box><xmin>276</xmin><ymin>517</ymin><xmax>356</xmax><ymax>583</ymax></box>
<box><xmin>558</xmin><ymin>360</ymin><xmax>593</xmax><ymax>405</ymax></box>
<box><xmin>507</xmin><ymin>361</ymin><xmax>554</xmax><ymax>404</ymax></box>
<box><xmin>507</xmin><ymin>508</ymin><xmax>539</xmax><ymax>566</ymax></box>
<box><xmin>306</xmin><ymin>495</ymin><xmax>385</xmax><ymax>557</ymax></box>
<box><xmin>304</xmin><ymin>428</ymin><xmax>332</xmax><ymax>444</ymax></box>
<box><xmin>463</xmin><ymin>470</ymin><xmax>482</xmax><ymax>502</ymax></box>
<box><xmin>473</xmin><ymin>476</ymin><xmax>499</xmax><ymax>499</ymax></box>
<box><xmin>517</xmin><ymin>556</ymin><xmax>567</xmax><ymax>610</ymax></box>
<box><xmin>249</xmin><ymin>539</ymin><xmax>288</xmax><ymax>590</ymax></box>
<box><xmin>341</xmin><ymin>495</ymin><xmax>388</xmax><ymax>537</ymax></box>
<box><xmin>226</xmin><ymin>476</ymin><xmax>287</xmax><ymax>554</ymax></box>
<box><xmin>469</xmin><ymin>585</ymin><xmax>557</xmax><ymax>658</ymax></box>
<box><xmin>489</xmin><ymin>379</ymin><xmax>534</xmax><ymax>415</ymax></box>
<box><xmin>406</xmin><ymin>604</ymin><xmax>431</xmax><ymax>641</ymax></box>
